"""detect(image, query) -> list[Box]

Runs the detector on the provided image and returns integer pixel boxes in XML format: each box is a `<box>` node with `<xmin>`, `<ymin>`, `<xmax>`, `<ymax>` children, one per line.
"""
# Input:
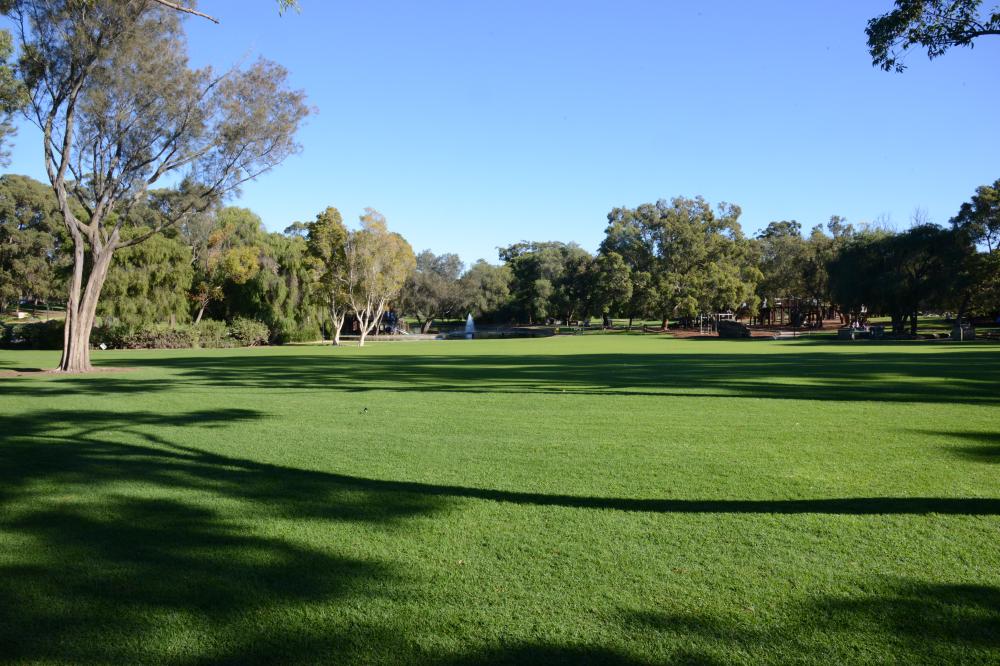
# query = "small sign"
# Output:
<box><xmin>99</xmin><ymin>343</ymin><xmax>107</xmax><ymax>351</ymax></box>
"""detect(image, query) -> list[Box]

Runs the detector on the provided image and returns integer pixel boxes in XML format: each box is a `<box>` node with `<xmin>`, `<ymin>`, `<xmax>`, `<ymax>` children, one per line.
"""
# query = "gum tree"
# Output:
<box><xmin>867</xmin><ymin>0</ymin><xmax>1000</xmax><ymax>71</ymax></box>
<box><xmin>344</xmin><ymin>209</ymin><xmax>415</xmax><ymax>347</ymax></box>
<box><xmin>305</xmin><ymin>206</ymin><xmax>350</xmax><ymax>345</ymax></box>
<box><xmin>8</xmin><ymin>0</ymin><xmax>308</xmax><ymax>371</ymax></box>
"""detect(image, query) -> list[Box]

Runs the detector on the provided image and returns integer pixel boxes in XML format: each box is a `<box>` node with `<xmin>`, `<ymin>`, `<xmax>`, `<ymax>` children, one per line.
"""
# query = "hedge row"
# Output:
<box><xmin>1</xmin><ymin>318</ymin><xmax>271</xmax><ymax>350</ymax></box>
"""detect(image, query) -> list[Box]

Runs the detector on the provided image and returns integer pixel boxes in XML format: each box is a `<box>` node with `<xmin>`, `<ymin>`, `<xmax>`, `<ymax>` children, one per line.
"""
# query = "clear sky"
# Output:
<box><xmin>6</xmin><ymin>1</ymin><xmax>999</xmax><ymax>265</ymax></box>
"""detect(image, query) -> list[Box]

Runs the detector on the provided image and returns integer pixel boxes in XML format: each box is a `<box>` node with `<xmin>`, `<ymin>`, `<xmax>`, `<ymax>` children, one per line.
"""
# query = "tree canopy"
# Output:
<box><xmin>867</xmin><ymin>0</ymin><xmax>1000</xmax><ymax>71</ymax></box>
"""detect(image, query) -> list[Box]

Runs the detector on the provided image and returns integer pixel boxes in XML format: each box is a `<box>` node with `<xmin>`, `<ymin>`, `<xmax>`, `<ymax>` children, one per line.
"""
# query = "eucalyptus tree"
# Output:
<box><xmin>8</xmin><ymin>0</ymin><xmax>308</xmax><ymax>371</ymax></box>
<box><xmin>647</xmin><ymin>197</ymin><xmax>760</xmax><ymax>325</ymax></box>
<box><xmin>305</xmin><ymin>206</ymin><xmax>350</xmax><ymax>345</ymax></box>
<box><xmin>0</xmin><ymin>173</ymin><xmax>63</xmax><ymax>312</ymax></box>
<box><xmin>344</xmin><ymin>209</ymin><xmax>415</xmax><ymax>347</ymax></box>
<box><xmin>591</xmin><ymin>251</ymin><xmax>633</xmax><ymax>321</ymax></box>
<box><xmin>458</xmin><ymin>260</ymin><xmax>512</xmax><ymax>321</ymax></box>
<box><xmin>404</xmin><ymin>250</ymin><xmax>466</xmax><ymax>334</ymax></box>
<box><xmin>867</xmin><ymin>0</ymin><xmax>1000</xmax><ymax>72</ymax></box>
<box><xmin>951</xmin><ymin>179</ymin><xmax>1000</xmax><ymax>318</ymax></box>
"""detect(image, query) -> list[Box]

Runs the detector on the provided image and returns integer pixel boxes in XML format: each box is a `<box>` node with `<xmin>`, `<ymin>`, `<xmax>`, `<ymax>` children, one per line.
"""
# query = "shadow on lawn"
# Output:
<box><xmin>940</xmin><ymin>431</ymin><xmax>1000</xmax><ymax>464</ymax></box>
<box><xmin>3</xmin><ymin>408</ymin><xmax>1000</xmax><ymax>663</ymax></box>
<box><xmin>7</xmin><ymin>342</ymin><xmax>998</xmax><ymax>406</ymax></box>
<box><xmin>625</xmin><ymin>579</ymin><xmax>1000</xmax><ymax>664</ymax></box>
<box><xmin>0</xmin><ymin>408</ymin><xmax>453</xmax><ymax>664</ymax></box>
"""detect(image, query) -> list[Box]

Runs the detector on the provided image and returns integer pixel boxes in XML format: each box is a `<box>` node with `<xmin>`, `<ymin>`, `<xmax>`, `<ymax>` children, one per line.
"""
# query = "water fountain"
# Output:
<box><xmin>464</xmin><ymin>313</ymin><xmax>475</xmax><ymax>339</ymax></box>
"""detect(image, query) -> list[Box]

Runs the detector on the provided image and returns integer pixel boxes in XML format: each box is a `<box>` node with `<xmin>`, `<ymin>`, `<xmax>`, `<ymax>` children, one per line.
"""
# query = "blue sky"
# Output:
<box><xmin>6</xmin><ymin>1</ymin><xmax>999</xmax><ymax>264</ymax></box>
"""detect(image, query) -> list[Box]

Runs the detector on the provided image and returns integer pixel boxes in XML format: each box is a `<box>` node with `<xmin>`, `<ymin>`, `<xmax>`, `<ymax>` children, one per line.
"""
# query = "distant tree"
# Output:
<box><xmin>190</xmin><ymin>208</ymin><xmax>264</xmax><ymax>324</ymax></box>
<box><xmin>344</xmin><ymin>209</ymin><xmax>415</xmax><ymax>346</ymax></box>
<box><xmin>404</xmin><ymin>250</ymin><xmax>465</xmax><ymax>333</ymax></box>
<box><xmin>802</xmin><ymin>216</ymin><xmax>855</xmax><ymax>323</ymax></box>
<box><xmin>591</xmin><ymin>251</ymin><xmax>633</xmax><ymax>323</ymax></box>
<box><xmin>755</xmin><ymin>221</ymin><xmax>807</xmax><ymax>298</ymax></box>
<box><xmin>0</xmin><ymin>174</ymin><xmax>63</xmax><ymax>313</ymax></box>
<box><xmin>458</xmin><ymin>260</ymin><xmax>512</xmax><ymax>320</ymax></box>
<box><xmin>0</xmin><ymin>30</ymin><xmax>27</xmax><ymax>165</ymax></box>
<box><xmin>98</xmin><ymin>228</ymin><xmax>194</xmax><ymax>328</ymax></box>
<box><xmin>829</xmin><ymin>225</ymin><xmax>972</xmax><ymax>334</ymax></box>
<box><xmin>867</xmin><ymin>0</ymin><xmax>1000</xmax><ymax>72</ymax></box>
<box><xmin>651</xmin><ymin>197</ymin><xmax>760</xmax><ymax>326</ymax></box>
<box><xmin>283</xmin><ymin>221</ymin><xmax>310</xmax><ymax>238</ymax></box>
<box><xmin>305</xmin><ymin>207</ymin><xmax>349</xmax><ymax>345</ymax></box>
<box><xmin>499</xmin><ymin>241</ymin><xmax>594</xmax><ymax>323</ymax></box>
<box><xmin>8</xmin><ymin>0</ymin><xmax>308</xmax><ymax>371</ymax></box>
<box><xmin>952</xmin><ymin>179</ymin><xmax>1000</xmax><ymax>253</ymax></box>
<box><xmin>951</xmin><ymin>179</ymin><xmax>1000</xmax><ymax>318</ymax></box>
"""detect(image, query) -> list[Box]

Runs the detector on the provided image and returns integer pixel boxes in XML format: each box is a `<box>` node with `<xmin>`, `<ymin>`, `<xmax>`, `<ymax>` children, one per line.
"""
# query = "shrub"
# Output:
<box><xmin>0</xmin><ymin>320</ymin><xmax>65</xmax><ymax>349</ymax></box>
<box><xmin>192</xmin><ymin>319</ymin><xmax>234</xmax><ymax>348</ymax></box>
<box><xmin>229</xmin><ymin>317</ymin><xmax>269</xmax><ymax>347</ymax></box>
<box><xmin>113</xmin><ymin>323</ymin><xmax>197</xmax><ymax>349</ymax></box>
<box><xmin>272</xmin><ymin>317</ymin><xmax>322</xmax><ymax>344</ymax></box>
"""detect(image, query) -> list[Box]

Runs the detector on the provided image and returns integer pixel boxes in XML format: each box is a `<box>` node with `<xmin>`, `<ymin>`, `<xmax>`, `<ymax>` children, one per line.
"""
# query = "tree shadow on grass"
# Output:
<box><xmin>0</xmin><ymin>408</ymin><xmax>453</xmax><ymax>664</ymax></box>
<box><xmin>3</xmin><ymin>409</ymin><xmax>1000</xmax><ymax>663</ymax></box>
<box><xmin>5</xmin><ymin>340</ymin><xmax>999</xmax><ymax>406</ymax></box>
<box><xmin>102</xmin><ymin>345</ymin><xmax>1000</xmax><ymax>406</ymax></box>
<box><xmin>625</xmin><ymin>578</ymin><xmax>1000</xmax><ymax>663</ymax></box>
<box><xmin>938</xmin><ymin>431</ymin><xmax>1000</xmax><ymax>464</ymax></box>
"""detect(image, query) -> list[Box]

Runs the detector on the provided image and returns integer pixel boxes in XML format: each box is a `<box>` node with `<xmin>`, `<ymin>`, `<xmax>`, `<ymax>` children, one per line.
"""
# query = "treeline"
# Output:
<box><xmin>2</xmin><ymin>173</ymin><xmax>998</xmax><ymax>347</ymax></box>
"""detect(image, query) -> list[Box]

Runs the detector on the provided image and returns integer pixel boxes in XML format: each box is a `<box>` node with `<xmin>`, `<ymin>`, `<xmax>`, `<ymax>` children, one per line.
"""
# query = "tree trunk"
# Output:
<box><xmin>420</xmin><ymin>318</ymin><xmax>434</xmax><ymax>334</ymax></box>
<box><xmin>194</xmin><ymin>303</ymin><xmax>206</xmax><ymax>325</ymax></box>
<box><xmin>59</xmin><ymin>244</ymin><xmax>114</xmax><ymax>373</ymax></box>
<box><xmin>332</xmin><ymin>316</ymin><xmax>344</xmax><ymax>346</ymax></box>
<box><xmin>910</xmin><ymin>310</ymin><xmax>919</xmax><ymax>336</ymax></box>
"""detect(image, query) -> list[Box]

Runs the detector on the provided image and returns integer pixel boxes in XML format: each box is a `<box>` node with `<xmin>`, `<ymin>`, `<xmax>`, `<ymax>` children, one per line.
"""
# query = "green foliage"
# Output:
<box><xmin>191</xmin><ymin>319</ymin><xmax>233</xmax><ymax>348</ymax></box>
<box><xmin>499</xmin><ymin>241</ymin><xmax>594</xmax><ymax>323</ymax></box>
<box><xmin>304</xmin><ymin>206</ymin><xmax>349</xmax><ymax>339</ymax></box>
<box><xmin>98</xmin><ymin>228</ymin><xmax>193</xmax><ymax>328</ymax></box>
<box><xmin>228</xmin><ymin>317</ymin><xmax>269</xmax><ymax>346</ymax></box>
<box><xmin>458</xmin><ymin>260</ymin><xmax>512</xmax><ymax>321</ymax></box>
<box><xmin>0</xmin><ymin>174</ymin><xmax>65</xmax><ymax>312</ymax></box>
<box><xmin>0</xmin><ymin>318</ymin><xmax>63</xmax><ymax>348</ymax></box>
<box><xmin>867</xmin><ymin>0</ymin><xmax>1000</xmax><ymax>72</ymax></box>
<box><xmin>828</xmin><ymin>224</ymin><xmax>974</xmax><ymax>333</ymax></box>
<box><xmin>0</xmin><ymin>29</ymin><xmax>26</xmax><ymax>164</ymax></box>
<box><xmin>952</xmin><ymin>178</ymin><xmax>1000</xmax><ymax>253</ymax></box>
<box><xmin>404</xmin><ymin>250</ymin><xmax>466</xmax><ymax>332</ymax></box>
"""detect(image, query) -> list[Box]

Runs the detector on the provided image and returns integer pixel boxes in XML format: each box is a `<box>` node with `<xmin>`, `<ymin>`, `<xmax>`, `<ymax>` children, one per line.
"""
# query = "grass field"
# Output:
<box><xmin>1</xmin><ymin>335</ymin><xmax>999</xmax><ymax>664</ymax></box>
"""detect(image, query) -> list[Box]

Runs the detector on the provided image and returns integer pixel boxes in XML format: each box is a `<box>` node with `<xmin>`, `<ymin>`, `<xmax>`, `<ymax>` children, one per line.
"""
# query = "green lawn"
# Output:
<box><xmin>1</xmin><ymin>336</ymin><xmax>999</xmax><ymax>664</ymax></box>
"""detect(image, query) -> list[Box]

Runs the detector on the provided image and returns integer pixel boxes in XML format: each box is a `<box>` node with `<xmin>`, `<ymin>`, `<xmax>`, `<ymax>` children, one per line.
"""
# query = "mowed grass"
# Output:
<box><xmin>1</xmin><ymin>335</ymin><xmax>999</xmax><ymax>665</ymax></box>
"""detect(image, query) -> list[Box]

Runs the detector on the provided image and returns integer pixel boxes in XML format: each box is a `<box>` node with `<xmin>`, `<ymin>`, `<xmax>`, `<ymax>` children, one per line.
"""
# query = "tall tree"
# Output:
<box><xmin>591</xmin><ymin>251</ymin><xmax>633</xmax><ymax>322</ymax></box>
<box><xmin>867</xmin><ymin>0</ymin><xmax>1000</xmax><ymax>72</ymax></box>
<box><xmin>344</xmin><ymin>208</ymin><xmax>415</xmax><ymax>347</ymax></box>
<box><xmin>404</xmin><ymin>250</ymin><xmax>465</xmax><ymax>334</ymax></box>
<box><xmin>951</xmin><ymin>179</ymin><xmax>1000</xmax><ymax>319</ymax></box>
<box><xmin>9</xmin><ymin>0</ymin><xmax>308</xmax><ymax>371</ymax></box>
<box><xmin>0</xmin><ymin>29</ymin><xmax>27</xmax><ymax>164</ymax></box>
<box><xmin>305</xmin><ymin>206</ymin><xmax>349</xmax><ymax>345</ymax></box>
<box><xmin>0</xmin><ymin>173</ymin><xmax>63</xmax><ymax>313</ymax></box>
<box><xmin>458</xmin><ymin>260</ymin><xmax>512</xmax><ymax>321</ymax></box>
<box><xmin>190</xmin><ymin>208</ymin><xmax>264</xmax><ymax>324</ymax></box>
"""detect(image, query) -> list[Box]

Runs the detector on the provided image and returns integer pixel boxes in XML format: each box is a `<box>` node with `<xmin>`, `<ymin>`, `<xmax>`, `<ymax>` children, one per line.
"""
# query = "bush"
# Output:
<box><xmin>111</xmin><ymin>323</ymin><xmax>197</xmax><ymax>349</ymax></box>
<box><xmin>1</xmin><ymin>320</ymin><xmax>65</xmax><ymax>349</ymax></box>
<box><xmin>192</xmin><ymin>319</ymin><xmax>234</xmax><ymax>348</ymax></box>
<box><xmin>229</xmin><ymin>317</ymin><xmax>269</xmax><ymax>347</ymax></box>
<box><xmin>272</xmin><ymin>317</ymin><xmax>322</xmax><ymax>344</ymax></box>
